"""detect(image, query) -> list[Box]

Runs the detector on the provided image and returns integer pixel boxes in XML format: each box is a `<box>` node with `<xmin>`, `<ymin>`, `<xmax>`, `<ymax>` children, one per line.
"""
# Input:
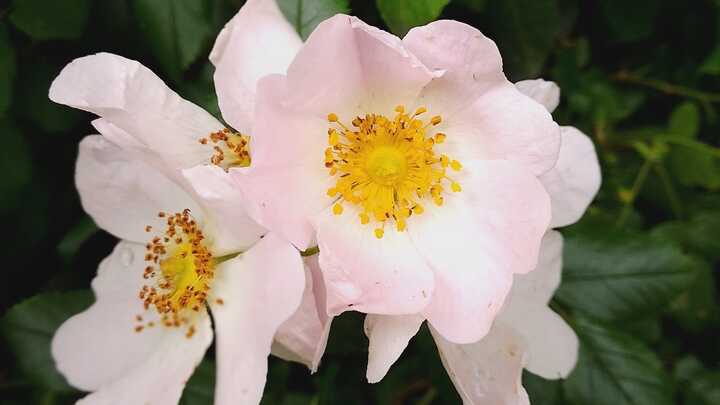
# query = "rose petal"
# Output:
<box><xmin>272</xmin><ymin>254</ymin><xmax>332</xmax><ymax>372</ymax></box>
<box><xmin>403</xmin><ymin>20</ymin><xmax>505</xmax><ymax>116</ymax></box>
<box><xmin>283</xmin><ymin>14</ymin><xmax>434</xmax><ymax>118</ymax></box>
<box><xmin>182</xmin><ymin>165</ymin><xmax>266</xmax><ymax>254</ymax></box>
<box><xmin>50</xmin><ymin>52</ymin><xmax>221</xmax><ymax>168</ymax></box>
<box><xmin>364</xmin><ymin>314</ymin><xmax>424</xmax><ymax>383</ymax></box>
<box><xmin>439</xmin><ymin>82</ymin><xmax>561</xmax><ymax>176</ymax></box>
<box><xmin>209</xmin><ymin>233</ymin><xmax>305</xmax><ymax>405</ymax></box>
<box><xmin>210</xmin><ymin>0</ymin><xmax>302</xmax><ymax>132</ymax></box>
<box><xmin>501</xmin><ymin>305</ymin><xmax>578</xmax><ymax>379</ymax></box>
<box><xmin>540</xmin><ymin>126</ymin><xmax>602</xmax><ymax>228</ymax></box>
<box><xmin>507</xmin><ymin>231</ymin><xmax>563</xmax><ymax>306</ymax></box>
<box><xmin>237</xmin><ymin>74</ymin><xmax>335</xmax><ymax>249</ymax></box>
<box><xmin>410</xmin><ymin>159</ymin><xmax>551</xmax><ymax>344</ymax></box>
<box><xmin>500</xmin><ymin>231</ymin><xmax>578</xmax><ymax>379</ymax></box>
<box><xmin>312</xmin><ymin>204</ymin><xmax>435</xmax><ymax>316</ymax></box>
<box><xmin>52</xmin><ymin>242</ymin><xmax>212</xmax><ymax>402</ymax></box>
<box><xmin>515</xmin><ymin>79</ymin><xmax>560</xmax><ymax>113</ymax></box>
<box><xmin>76</xmin><ymin>135</ymin><xmax>201</xmax><ymax>244</ymax></box>
<box><xmin>403</xmin><ymin>21</ymin><xmax>560</xmax><ymax>175</ymax></box>
<box><xmin>430</xmin><ymin>324</ymin><xmax>529</xmax><ymax>405</ymax></box>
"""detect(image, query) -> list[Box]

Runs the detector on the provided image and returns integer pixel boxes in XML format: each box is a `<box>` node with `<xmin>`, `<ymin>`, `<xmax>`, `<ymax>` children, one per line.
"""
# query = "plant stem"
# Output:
<box><xmin>613</xmin><ymin>71</ymin><xmax>720</xmax><ymax>103</ymax></box>
<box><xmin>653</xmin><ymin>163</ymin><xmax>684</xmax><ymax>220</ymax></box>
<box><xmin>616</xmin><ymin>158</ymin><xmax>653</xmax><ymax>227</ymax></box>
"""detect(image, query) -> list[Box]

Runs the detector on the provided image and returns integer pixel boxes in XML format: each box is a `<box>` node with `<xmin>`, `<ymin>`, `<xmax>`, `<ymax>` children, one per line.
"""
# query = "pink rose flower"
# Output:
<box><xmin>48</xmin><ymin>51</ymin><xmax>307</xmax><ymax>405</ymax></box>
<box><xmin>218</xmin><ymin>10</ymin><xmax>560</xmax><ymax>344</ymax></box>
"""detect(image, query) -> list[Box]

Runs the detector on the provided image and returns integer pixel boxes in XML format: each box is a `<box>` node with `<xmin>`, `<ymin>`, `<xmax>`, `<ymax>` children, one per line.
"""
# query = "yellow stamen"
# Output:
<box><xmin>324</xmin><ymin>105</ymin><xmax>462</xmax><ymax>238</ymax></box>
<box><xmin>199</xmin><ymin>128</ymin><xmax>251</xmax><ymax>171</ymax></box>
<box><xmin>138</xmin><ymin>209</ymin><xmax>215</xmax><ymax>337</ymax></box>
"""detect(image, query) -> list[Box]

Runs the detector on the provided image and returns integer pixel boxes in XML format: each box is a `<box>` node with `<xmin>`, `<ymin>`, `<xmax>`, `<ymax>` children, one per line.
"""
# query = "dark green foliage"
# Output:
<box><xmin>9</xmin><ymin>0</ymin><xmax>91</xmax><ymax>40</ymax></box>
<box><xmin>278</xmin><ymin>0</ymin><xmax>350</xmax><ymax>40</ymax></box>
<box><xmin>1</xmin><ymin>291</ymin><xmax>93</xmax><ymax>392</ymax></box>
<box><xmin>375</xmin><ymin>0</ymin><xmax>449</xmax><ymax>37</ymax></box>
<box><xmin>1</xmin><ymin>0</ymin><xmax>719</xmax><ymax>404</ymax></box>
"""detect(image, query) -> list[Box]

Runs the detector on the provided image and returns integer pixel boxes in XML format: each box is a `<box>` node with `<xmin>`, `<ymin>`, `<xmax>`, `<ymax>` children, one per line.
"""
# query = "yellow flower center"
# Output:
<box><xmin>199</xmin><ymin>128</ymin><xmax>251</xmax><ymax>171</ymax></box>
<box><xmin>137</xmin><ymin>209</ymin><xmax>215</xmax><ymax>338</ymax></box>
<box><xmin>325</xmin><ymin>105</ymin><xmax>462</xmax><ymax>238</ymax></box>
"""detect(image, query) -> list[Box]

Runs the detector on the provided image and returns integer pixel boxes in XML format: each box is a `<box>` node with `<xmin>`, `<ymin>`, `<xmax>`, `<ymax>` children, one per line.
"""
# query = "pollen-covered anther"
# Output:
<box><xmin>199</xmin><ymin>128</ymin><xmax>251</xmax><ymax>171</ymax></box>
<box><xmin>324</xmin><ymin>105</ymin><xmax>462</xmax><ymax>238</ymax></box>
<box><xmin>137</xmin><ymin>209</ymin><xmax>214</xmax><ymax>336</ymax></box>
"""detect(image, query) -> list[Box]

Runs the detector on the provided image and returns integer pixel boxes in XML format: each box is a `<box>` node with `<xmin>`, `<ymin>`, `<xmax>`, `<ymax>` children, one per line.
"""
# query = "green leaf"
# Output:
<box><xmin>9</xmin><ymin>0</ymin><xmax>91</xmax><ymax>40</ymax></box>
<box><xmin>651</xmin><ymin>212</ymin><xmax>720</xmax><ymax>261</ymax></box>
<box><xmin>523</xmin><ymin>371</ymin><xmax>561</xmax><ymax>405</ymax></box>
<box><xmin>668</xmin><ymin>102</ymin><xmax>700</xmax><ymax>138</ymax></box>
<box><xmin>556</xmin><ymin>226</ymin><xmax>696</xmax><ymax>322</ymax></box>
<box><xmin>0</xmin><ymin>25</ymin><xmax>16</xmax><ymax>117</ymax></box>
<box><xmin>564</xmin><ymin>317</ymin><xmax>674</xmax><ymax>405</ymax></box>
<box><xmin>179</xmin><ymin>359</ymin><xmax>215</xmax><ymax>405</ymax></box>
<box><xmin>0</xmin><ymin>119</ymin><xmax>32</xmax><ymax>211</ymax></box>
<box><xmin>665</xmin><ymin>102</ymin><xmax>720</xmax><ymax>190</ymax></box>
<box><xmin>1</xmin><ymin>290</ymin><xmax>93</xmax><ymax>392</ymax></box>
<box><xmin>700</xmin><ymin>45</ymin><xmax>720</xmax><ymax>76</ymax></box>
<box><xmin>132</xmin><ymin>0</ymin><xmax>214</xmax><ymax>81</ymax></box>
<box><xmin>178</xmin><ymin>62</ymin><xmax>221</xmax><ymax>120</ymax></box>
<box><xmin>457</xmin><ymin>0</ymin><xmax>487</xmax><ymax>13</ymax></box>
<box><xmin>675</xmin><ymin>356</ymin><xmax>720</xmax><ymax>405</ymax></box>
<box><xmin>568</xmin><ymin>70</ymin><xmax>645</xmax><ymax>124</ymax></box>
<box><xmin>599</xmin><ymin>0</ymin><xmax>659</xmax><ymax>42</ymax></box>
<box><xmin>375</xmin><ymin>0</ymin><xmax>449</xmax><ymax>36</ymax></box>
<box><xmin>483</xmin><ymin>0</ymin><xmax>563</xmax><ymax>79</ymax></box>
<box><xmin>277</xmin><ymin>0</ymin><xmax>350</xmax><ymax>40</ymax></box>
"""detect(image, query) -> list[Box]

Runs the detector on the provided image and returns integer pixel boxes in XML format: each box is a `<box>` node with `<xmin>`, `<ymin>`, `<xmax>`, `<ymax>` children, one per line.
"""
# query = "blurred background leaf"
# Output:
<box><xmin>375</xmin><ymin>0</ymin><xmax>449</xmax><ymax>36</ymax></box>
<box><xmin>564</xmin><ymin>317</ymin><xmax>674</xmax><ymax>405</ymax></box>
<box><xmin>1</xmin><ymin>291</ymin><xmax>92</xmax><ymax>392</ymax></box>
<box><xmin>132</xmin><ymin>0</ymin><xmax>214</xmax><ymax>82</ymax></box>
<box><xmin>9</xmin><ymin>0</ymin><xmax>90</xmax><ymax>40</ymax></box>
<box><xmin>278</xmin><ymin>0</ymin><xmax>350</xmax><ymax>40</ymax></box>
<box><xmin>0</xmin><ymin>25</ymin><xmax>16</xmax><ymax>117</ymax></box>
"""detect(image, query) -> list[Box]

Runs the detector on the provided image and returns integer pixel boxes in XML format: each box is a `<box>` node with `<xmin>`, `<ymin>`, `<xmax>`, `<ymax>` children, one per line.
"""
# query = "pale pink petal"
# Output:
<box><xmin>236</xmin><ymin>74</ymin><xmax>334</xmax><ymax>249</ymax></box>
<box><xmin>364</xmin><ymin>314</ymin><xmax>424</xmax><ymax>383</ymax></box>
<box><xmin>49</xmin><ymin>52</ymin><xmax>222</xmax><ymax>168</ymax></box>
<box><xmin>507</xmin><ymin>231</ymin><xmax>563</xmax><ymax>306</ymax></box>
<box><xmin>410</xmin><ymin>159</ymin><xmax>551</xmax><ymax>344</ymax></box>
<box><xmin>76</xmin><ymin>135</ymin><xmax>200</xmax><ymax>244</ymax></box>
<box><xmin>515</xmin><ymin>79</ymin><xmax>560</xmax><ymax>113</ymax></box>
<box><xmin>209</xmin><ymin>233</ymin><xmax>305</xmax><ymax>405</ymax></box>
<box><xmin>500</xmin><ymin>231</ymin><xmax>578</xmax><ymax>379</ymax></box>
<box><xmin>283</xmin><ymin>14</ymin><xmax>434</xmax><ymax>118</ymax></box>
<box><xmin>438</xmin><ymin>83</ymin><xmax>561</xmax><ymax>176</ymax></box>
<box><xmin>313</xmin><ymin>204</ymin><xmax>435</xmax><ymax>316</ymax></box>
<box><xmin>540</xmin><ymin>126</ymin><xmax>602</xmax><ymax>228</ymax></box>
<box><xmin>403</xmin><ymin>20</ymin><xmax>505</xmax><ymax>116</ymax></box>
<box><xmin>182</xmin><ymin>165</ymin><xmax>266</xmax><ymax>254</ymax></box>
<box><xmin>402</xmin><ymin>21</ymin><xmax>560</xmax><ymax>175</ymax></box>
<box><xmin>210</xmin><ymin>0</ymin><xmax>302</xmax><ymax>133</ymax></box>
<box><xmin>52</xmin><ymin>242</ymin><xmax>212</xmax><ymax>402</ymax></box>
<box><xmin>272</xmin><ymin>254</ymin><xmax>332</xmax><ymax>372</ymax></box>
<box><xmin>430</xmin><ymin>324</ymin><xmax>529</xmax><ymax>405</ymax></box>
<box><xmin>501</xmin><ymin>305</ymin><xmax>578</xmax><ymax>380</ymax></box>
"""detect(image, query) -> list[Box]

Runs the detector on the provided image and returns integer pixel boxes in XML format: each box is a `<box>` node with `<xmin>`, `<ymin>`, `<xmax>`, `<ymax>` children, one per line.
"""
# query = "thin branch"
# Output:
<box><xmin>612</xmin><ymin>71</ymin><xmax>720</xmax><ymax>103</ymax></box>
<box><xmin>616</xmin><ymin>158</ymin><xmax>653</xmax><ymax>228</ymax></box>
